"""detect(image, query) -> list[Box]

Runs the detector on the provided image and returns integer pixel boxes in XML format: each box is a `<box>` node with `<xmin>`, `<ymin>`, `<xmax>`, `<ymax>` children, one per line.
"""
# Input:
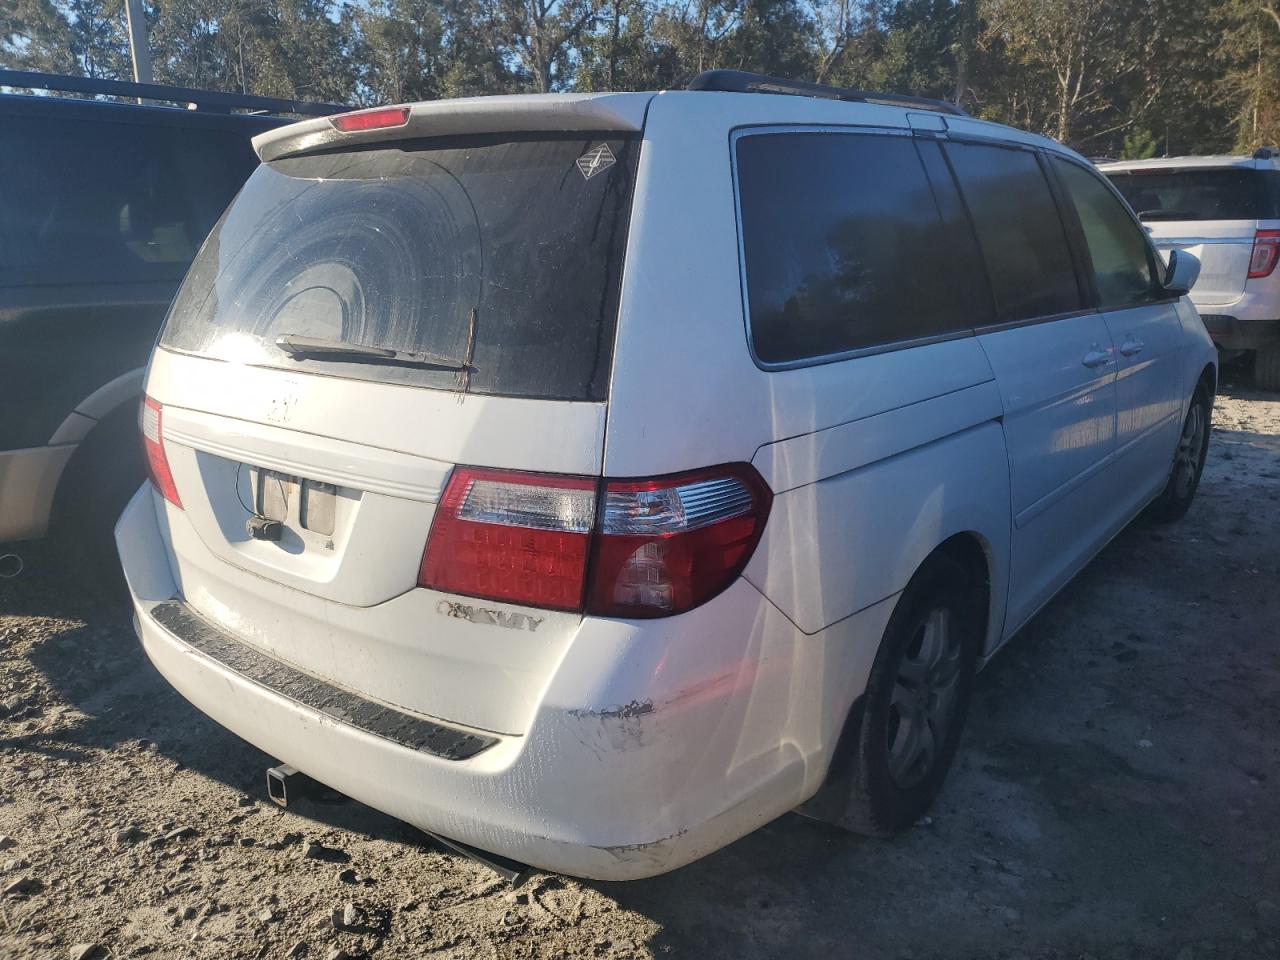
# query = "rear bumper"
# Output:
<box><xmin>116</xmin><ymin>485</ymin><xmax>891</xmax><ymax>879</ymax></box>
<box><xmin>1199</xmin><ymin>314</ymin><xmax>1280</xmax><ymax>351</ymax></box>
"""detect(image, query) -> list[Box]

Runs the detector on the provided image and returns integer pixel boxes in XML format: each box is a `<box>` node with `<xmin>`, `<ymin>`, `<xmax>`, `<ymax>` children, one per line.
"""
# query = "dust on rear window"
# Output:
<box><xmin>159</xmin><ymin>134</ymin><xmax>638</xmax><ymax>401</ymax></box>
<box><xmin>1106</xmin><ymin>168</ymin><xmax>1280</xmax><ymax>222</ymax></box>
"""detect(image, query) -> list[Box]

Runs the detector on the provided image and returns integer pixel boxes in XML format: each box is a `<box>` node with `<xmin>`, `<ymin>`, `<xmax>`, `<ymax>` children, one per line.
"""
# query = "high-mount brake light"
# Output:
<box><xmin>141</xmin><ymin>396</ymin><xmax>182</xmax><ymax>508</ymax></box>
<box><xmin>330</xmin><ymin>106</ymin><xmax>411</xmax><ymax>133</ymax></box>
<box><xmin>418</xmin><ymin>463</ymin><xmax>771</xmax><ymax>618</ymax></box>
<box><xmin>1248</xmin><ymin>229</ymin><xmax>1280</xmax><ymax>278</ymax></box>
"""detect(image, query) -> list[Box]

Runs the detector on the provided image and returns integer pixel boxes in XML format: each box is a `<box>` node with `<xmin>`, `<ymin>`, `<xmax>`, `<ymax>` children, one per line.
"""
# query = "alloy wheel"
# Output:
<box><xmin>1173</xmin><ymin>402</ymin><xmax>1205</xmax><ymax>499</ymax></box>
<box><xmin>887</xmin><ymin>607</ymin><xmax>963</xmax><ymax>789</ymax></box>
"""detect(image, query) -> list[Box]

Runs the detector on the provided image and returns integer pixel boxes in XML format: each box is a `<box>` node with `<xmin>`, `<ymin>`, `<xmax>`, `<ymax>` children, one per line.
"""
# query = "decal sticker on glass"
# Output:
<box><xmin>576</xmin><ymin>143</ymin><xmax>616</xmax><ymax>180</ymax></box>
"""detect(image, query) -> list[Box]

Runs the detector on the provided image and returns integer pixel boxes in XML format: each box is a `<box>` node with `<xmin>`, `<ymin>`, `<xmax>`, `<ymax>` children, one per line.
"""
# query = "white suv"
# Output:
<box><xmin>116</xmin><ymin>71</ymin><xmax>1217</xmax><ymax>881</ymax></box>
<box><xmin>1102</xmin><ymin>150</ymin><xmax>1280</xmax><ymax>389</ymax></box>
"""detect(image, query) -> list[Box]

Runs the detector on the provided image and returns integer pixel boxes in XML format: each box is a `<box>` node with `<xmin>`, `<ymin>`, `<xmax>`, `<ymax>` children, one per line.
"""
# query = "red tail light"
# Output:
<box><xmin>418</xmin><ymin>464</ymin><xmax>771</xmax><ymax>618</ymax></box>
<box><xmin>330</xmin><ymin>106</ymin><xmax>410</xmax><ymax>133</ymax></box>
<box><xmin>587</xmin><ymin>466</ymin><xmax>772</xmax><ymax>617</ymax></box>
<box><xmin>419</xmin><ymin>468</ymin><xmax>596</xmax><ymax>611</ymax></box>
<box><xmin>140</xmin><ymin>396</ymin><xmax>182</xmax><ymax>508</ymax></box>
<box><xmin>1249</xmin><ymin>229</ymin><xmax>1280</xmax><ymax>278</ymax></box>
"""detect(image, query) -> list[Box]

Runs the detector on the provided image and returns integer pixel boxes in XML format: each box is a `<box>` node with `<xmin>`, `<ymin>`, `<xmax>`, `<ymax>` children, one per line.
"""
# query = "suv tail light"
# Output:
<box><xmin>1249</xmin><ymin>229</ymin><xmax>1280</xmax><ymax>278</ymax></box>
<box><xmin>418</xmin><ymin>464</ymin><xmax>771</xmax><ymax>618</ymax></box>
<box><xmin>140</xmin><ymin>396</ymin><xmax>182</xmax><ymax>508</ymax></box>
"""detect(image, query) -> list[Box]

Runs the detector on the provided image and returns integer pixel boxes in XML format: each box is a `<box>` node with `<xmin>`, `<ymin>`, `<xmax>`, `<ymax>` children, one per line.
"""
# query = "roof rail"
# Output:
<box><xmin>686</xmin><ymin>69</ymin><xmax>969</xmax><ymax>117</ymax></box>
<box><xmin>0</xmin><ymin>69</ymin><xmax>345</xmax><ymax>117</ymax></box>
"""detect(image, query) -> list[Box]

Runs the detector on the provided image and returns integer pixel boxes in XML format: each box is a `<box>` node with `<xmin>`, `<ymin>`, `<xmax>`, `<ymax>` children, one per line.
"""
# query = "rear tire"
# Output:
<box><xmin>1147</xmin><ymin>383</ymin><xmax>1211</xmax><ymax>523</ymax></box>
<box><xmin>1255</xmin><ymin>347</ymin><xmax>1280</xmax><ymax>391</ymax></box>
<box><xmin>826</xmin><ymin>554</ymin><xmax>981</xmax><ymax>837</ymax></box>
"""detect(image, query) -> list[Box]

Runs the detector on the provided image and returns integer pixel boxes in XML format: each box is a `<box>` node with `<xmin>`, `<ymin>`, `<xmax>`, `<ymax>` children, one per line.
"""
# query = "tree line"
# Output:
<box><xmin>5</xmin><ymin>0</ymin><xmax>1280</xmax><ymax>157</ymax></box>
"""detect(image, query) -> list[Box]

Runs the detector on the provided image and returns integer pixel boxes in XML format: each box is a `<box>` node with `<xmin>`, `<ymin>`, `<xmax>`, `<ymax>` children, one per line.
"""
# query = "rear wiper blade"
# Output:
<box><xmin>274</xmin><ymin>334</ymin><xmax>472</xmax><ymax>371</ymax></box>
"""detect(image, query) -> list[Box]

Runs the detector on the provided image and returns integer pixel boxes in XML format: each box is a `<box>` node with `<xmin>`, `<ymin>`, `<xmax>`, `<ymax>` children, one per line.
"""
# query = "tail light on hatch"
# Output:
<box><xmin>1249</xmin><ymin>229</ymin><xmax>1280</xmax><ymax>278</ymax></box>
<box><xmin>141</xmin><ymin>396</ymin><xmax>182</xmax><ymax>508</ymax></box>
<box><xmin>419</xmin><ymin>464</ymin><xmax>771</xmax><ymax>618</ymax></box>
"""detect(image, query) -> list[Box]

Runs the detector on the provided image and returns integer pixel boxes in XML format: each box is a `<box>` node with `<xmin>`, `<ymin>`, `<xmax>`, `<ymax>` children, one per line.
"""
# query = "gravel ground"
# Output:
<box><xmin>0</xmin><ymin>371</ymin><xmax>1277</xmax><ymax>960</ymax></box>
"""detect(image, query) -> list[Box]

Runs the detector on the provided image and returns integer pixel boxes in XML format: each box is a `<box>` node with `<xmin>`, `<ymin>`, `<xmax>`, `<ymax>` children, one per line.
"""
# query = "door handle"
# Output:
<box><xmin>1082</xmin><ymin>347</ymin><xmax>1112</xmax><ymax>369</ymax></box>
<box><xmin>1120</xmin><ymin>339</ymin><xmax>1145</xmax><ymax>357</ymax></box>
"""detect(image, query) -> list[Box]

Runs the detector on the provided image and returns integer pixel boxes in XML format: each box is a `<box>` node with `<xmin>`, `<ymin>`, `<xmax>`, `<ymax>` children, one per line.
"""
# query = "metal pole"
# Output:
<box><xmin>123</xmin><ymin>0</ymin><xmax>153</xmax><ymax>87</ymax></box>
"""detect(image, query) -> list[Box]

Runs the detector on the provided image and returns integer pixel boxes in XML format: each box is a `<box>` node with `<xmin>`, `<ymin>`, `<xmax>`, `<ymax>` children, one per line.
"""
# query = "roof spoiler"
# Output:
<box><xmin>0</xmin><ymin>69</ymin><xmax>344</xmax><ymax>117</ymax></box>
<box><xmin>253</xmin><ymin>93</ymin><xmax>653</xmax><ymax>162</ymax></box>
<box><xmin>687</xmin><ymin>69</ymin><xmax>969</xmax><ymax>117</ymax></box>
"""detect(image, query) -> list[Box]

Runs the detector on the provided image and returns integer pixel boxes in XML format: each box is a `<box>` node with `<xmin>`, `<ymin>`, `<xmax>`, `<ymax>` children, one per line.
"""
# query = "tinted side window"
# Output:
<box><xmin>737</xmin><ymin>132</ymin><xmax>977</xmax><ymax>364</ymax></box>
<box><xmin>1053</xmin><ymin>158</ymin><xmax>1155</xmax><ymax>309</ymax></box>
<box><xmin>946</xmin><ymin>142</ymin><xmax>1081</xmax><ymax>323</ymax></box>
<box><xmin>0</xmin><ymin>114</ymin><xmax>258</xmax><ymax>287</ymax></box>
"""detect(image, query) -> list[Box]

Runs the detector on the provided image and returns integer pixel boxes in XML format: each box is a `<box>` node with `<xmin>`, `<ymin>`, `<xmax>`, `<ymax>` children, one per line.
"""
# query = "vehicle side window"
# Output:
<box><xmin>945</xmin><ymin>142</ymin><xmax>1081</xmax><ymax>323</ymax></box>
<box><xmin>0</xmin><ymin>114</ymin><xmax>257</xmax><ymax>287</ymax></box>
<box><xmin>1053</xmin><ymin>158</ymin><xmax>1156</xmax><ymax>308</ymax></box>
<box><xmin>736</xmin><ymin>131</ymin><xmax>978</xmax><ymax>365</ymax></box>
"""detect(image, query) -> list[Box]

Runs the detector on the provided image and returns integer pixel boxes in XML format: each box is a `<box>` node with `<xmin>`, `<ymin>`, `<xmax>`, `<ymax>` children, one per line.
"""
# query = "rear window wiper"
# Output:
<box><xmin>274</xmin><ymin>334</ymin><xmax>472</xmax><ymax>371</ymax></box>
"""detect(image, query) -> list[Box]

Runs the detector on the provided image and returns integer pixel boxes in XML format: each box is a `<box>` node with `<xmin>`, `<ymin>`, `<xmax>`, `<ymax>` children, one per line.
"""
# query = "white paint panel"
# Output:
<box><xmin>603</xmin><ymin>94</ymin><xmax>995</xmax><ymax>477</ymax></box>
<box><xmin>147</xmin><ymin>348</ymin><xmax>607</xmax><ymax>476</ymax></box>
<box><xmin>752</xmin><ymin>379</ymin><xmax>1003</xmax><ymax>494</ymax></box>
<box><xmin>746</xmin><ymin>421</ymin><xmax>1011</xmax><ymax>636</ymax></box>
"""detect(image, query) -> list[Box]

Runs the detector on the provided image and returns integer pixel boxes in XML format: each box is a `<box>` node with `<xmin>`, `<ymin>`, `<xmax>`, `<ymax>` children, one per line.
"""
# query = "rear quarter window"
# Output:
<box><xmin>735</xmin><ymin>131</ymin><xmax>980</xmax><ymax>366</ymax></box>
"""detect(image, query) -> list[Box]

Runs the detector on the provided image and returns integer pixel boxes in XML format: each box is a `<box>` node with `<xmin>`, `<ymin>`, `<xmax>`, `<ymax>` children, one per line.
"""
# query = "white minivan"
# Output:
<box><xmin>116</xmin><ymin>71</ymin><xmax>1218</xmax><ymax>881</ymax></box>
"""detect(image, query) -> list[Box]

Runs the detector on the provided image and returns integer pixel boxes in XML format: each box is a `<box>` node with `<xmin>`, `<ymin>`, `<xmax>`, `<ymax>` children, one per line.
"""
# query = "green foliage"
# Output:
<box><xmin>0</xmin><ymin>0</ymin><xmax>1268</xmax><ymax>158</ymax></box>
<box><xmin>1120</xmin><ymin>126</ymin><xmax>1160</xmax><ymax>159</ymax></box>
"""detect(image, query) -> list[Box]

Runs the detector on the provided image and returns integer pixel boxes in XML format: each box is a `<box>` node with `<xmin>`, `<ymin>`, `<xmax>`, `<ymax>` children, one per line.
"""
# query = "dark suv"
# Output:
<box><xmin>0</xmin><ymin>71</ymin><xmax>340</xmax><ymax>576</ymax></box>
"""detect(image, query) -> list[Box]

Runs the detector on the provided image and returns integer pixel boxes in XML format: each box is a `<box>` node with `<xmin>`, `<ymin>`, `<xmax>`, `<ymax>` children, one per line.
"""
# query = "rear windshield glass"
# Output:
<box><xmin>1106</xmin><ymin>168</ymin><xmax>1280</xmax><ymax>221</ymax></box>
<box><xmin>160</xmin><ymin>134</ymin><xmax>638</xmax><ymax>401</ymax></box>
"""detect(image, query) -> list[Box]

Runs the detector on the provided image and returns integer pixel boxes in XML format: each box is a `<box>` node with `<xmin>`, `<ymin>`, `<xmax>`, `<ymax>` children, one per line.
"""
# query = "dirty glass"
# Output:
<box><xmin>160</xmin><ymin>134</ymin><xmax>638</xmax><ymax>401</ymax></box>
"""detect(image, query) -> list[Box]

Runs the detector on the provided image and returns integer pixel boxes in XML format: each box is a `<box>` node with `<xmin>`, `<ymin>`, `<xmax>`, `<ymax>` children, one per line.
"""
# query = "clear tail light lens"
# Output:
<box><xmin>419</xmin><ymin>468</ymin><xmax>597</xmax><ymax>612</ymax></box>
<box><xmin>1249</xmin><ymin>229</ymin><xmax>1280</xmax><ymax>278</ymax></box>
<box><xmin>140</xmin><ymin>396</ymin><xmax>183</xmax><ymax>508</ymax></box>
<box><xmin>587</xmin><ymin>466</ymin><xmax>771</xmax><ymax>618</ymax></box>
<box><xmin>418</xmin><ymin>463</ymin><xmax>771</xmax><ymax>618</ymax></box>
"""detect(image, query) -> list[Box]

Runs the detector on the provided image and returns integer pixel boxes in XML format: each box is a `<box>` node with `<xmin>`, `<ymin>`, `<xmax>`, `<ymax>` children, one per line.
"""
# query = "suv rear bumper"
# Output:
<box><xmin>1199</xmin><ymin>314</ymin><xmax>1280</xmax><ymax>351</ymax></box>
<box><xmin>0</xmin><ymin>444</ymin><xmax>76</xmax><ymax>542</ymax></box>
<box><xmin>117</xmin><ymin>485</ymin><xmax>889</xmax><ymax>879</ymax></box>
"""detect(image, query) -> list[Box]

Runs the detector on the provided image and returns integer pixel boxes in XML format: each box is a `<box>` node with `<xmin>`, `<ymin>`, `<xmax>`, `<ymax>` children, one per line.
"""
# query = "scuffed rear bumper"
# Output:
<box><xmin>115</xmin><ymin>484</ymin><xmax>892</xmax><ymax>879</ymax></box>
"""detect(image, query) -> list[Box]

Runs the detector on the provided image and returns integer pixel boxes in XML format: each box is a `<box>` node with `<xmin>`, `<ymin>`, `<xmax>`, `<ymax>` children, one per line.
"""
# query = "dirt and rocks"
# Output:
<box><xmin>0</xmin><ymin>372</ymin><xmax>1277</xmax><ymax>960</ymax></box>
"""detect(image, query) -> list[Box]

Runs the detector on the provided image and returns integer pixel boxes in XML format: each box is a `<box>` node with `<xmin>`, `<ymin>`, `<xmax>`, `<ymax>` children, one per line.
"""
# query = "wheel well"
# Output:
<box><xmin>51</xmin><ymin>397</ymin><xmax>145</xmax><ymax>531</ymax></box>
<box><xmin>797</xmin><ymin>530</ymin><xmax>994</xmax><ymax>824</ymax></box>
<box><xmin>930</xmin><ymin>532</ymin><xmax>992</xmax><ymax>651</ymax></box>
<box><xmin>1197</xmin><ymin>363</ymin><xmax>1217</xmax><ymax>399</ymax></box>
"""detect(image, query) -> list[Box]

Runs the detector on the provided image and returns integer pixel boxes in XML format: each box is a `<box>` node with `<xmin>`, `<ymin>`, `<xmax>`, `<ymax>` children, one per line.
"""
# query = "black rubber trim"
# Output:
<box><xmin>149</xmin><ymin>601</ymin><xmax>498</xmax><ymax>761</ymax></box>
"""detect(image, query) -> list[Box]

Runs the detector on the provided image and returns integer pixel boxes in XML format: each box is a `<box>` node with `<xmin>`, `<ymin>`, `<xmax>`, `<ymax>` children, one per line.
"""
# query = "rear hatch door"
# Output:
<box><xmin>146</xmin><ymin>109</ymin><xmax>645</xmax><ymax>733</ymax></box>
